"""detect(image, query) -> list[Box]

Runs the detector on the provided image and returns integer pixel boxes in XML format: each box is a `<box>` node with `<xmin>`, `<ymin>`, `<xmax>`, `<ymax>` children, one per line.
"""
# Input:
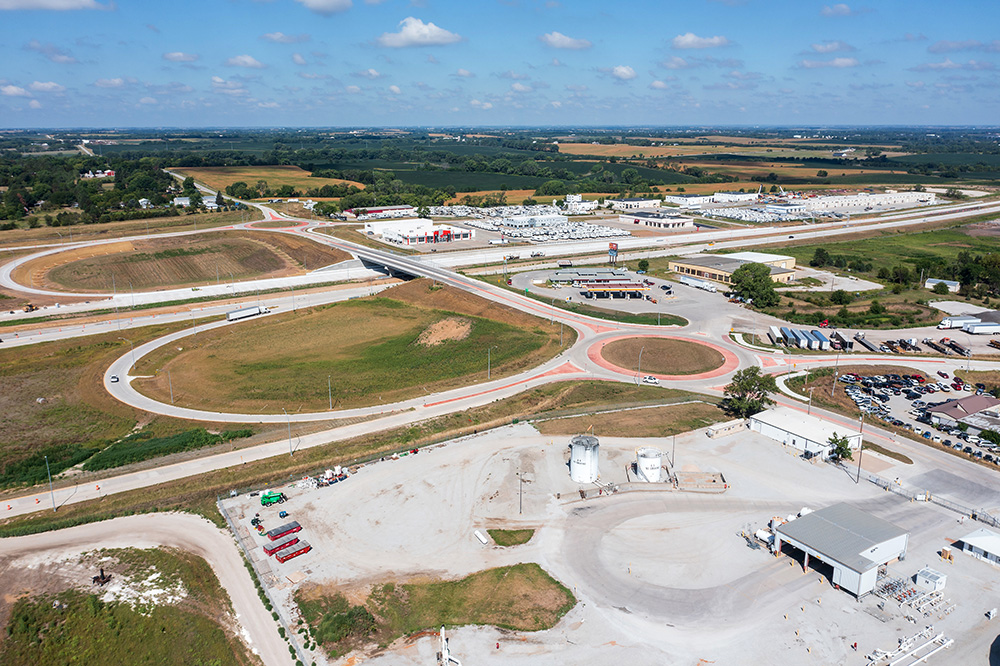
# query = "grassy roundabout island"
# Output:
<box><xmin>133</xmin><ymin>279</ymin><xmax>574</xmax><ymax>413</ymax></box>
<box><xmin>601</xmin><ymin>337</ymin><xmax>726</xmax><ymax>376</ymax></box>
<box><xmin>17</xmin><ymin>231</ymin><xmax>350</xmax><ymax>292</ymax></box>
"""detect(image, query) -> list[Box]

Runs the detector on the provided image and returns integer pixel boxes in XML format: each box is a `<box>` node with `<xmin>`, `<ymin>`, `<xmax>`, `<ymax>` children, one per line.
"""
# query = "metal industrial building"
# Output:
<box><xmin>668</xmin><ymin>252</ymin><xmax>797</xmax><ymax>285</ymax></box>
<box><xmin>958</xmin><ymin>528</ymin><xmax>1000</xmax><ymax>565</ymax></box>
<box><xmin>748</xmin><ymin>407</ymin><xmax>861</xmax><ymax>459</ymax></box>
<box><xmin>617</xmin><ymin>211</ymin><xmax>695</xmax><ymax>230</ymax></box>
<box><xmin>774</xmin><ymin>503</ymin><xmax>909</xmax><ymax>597</ymax></box>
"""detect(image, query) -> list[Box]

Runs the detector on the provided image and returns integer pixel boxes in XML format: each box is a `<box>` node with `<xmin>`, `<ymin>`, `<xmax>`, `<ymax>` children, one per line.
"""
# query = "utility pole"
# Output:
<box><xmin>807</xmin><ymin>387</ymin><xmax>816</xmax><ymax>415</ymax></box>
<box><xmin>831</xmin><ymin>351</ymin><xmax>841</xmax><ymax>397</ymax></box>
<box><xmin>45</xmin><ymin>455</ymin><xmax>56</xmax><ymax>512</ymax></box>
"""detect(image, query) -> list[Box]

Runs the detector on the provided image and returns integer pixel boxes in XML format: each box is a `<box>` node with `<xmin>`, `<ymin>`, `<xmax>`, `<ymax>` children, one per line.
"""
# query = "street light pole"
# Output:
<box><xmin>488</xmin><ymin>346</ymin><xmax>498</xmax><ymax>380</ymax></box>
<box><xmin>831</xmin><ymin>351</ymin><xmax>841</xmax><ymax>397</ymax></box>
<box><xmin>44</xmin><ymin>455</ymin><xmax>56</xmax><ymax>512</ymax></box>
<box><xmin>518</xmin><ymin>470</ymin><xmax>523</xmax><ymax>515</ymax></box>
<box><xmin>807</xmin><ymin>387</ymin><xmax>815</xmax><ymax>415</ymax></box>
<box><xmin>636</xmin><ymin>345</ymin><xmax>645</xmax><ymax>386</ymax></box>
<box><xmin>328</xmin><ymin>375</ymin><xmax>332</xmax><ymax>411</ymax></box>
<box><xmin>856</xmin><ymin>412</ymin><xmax>865</xmax><ymax>484</ymax></box>
<box><xmin>282</xmin><ymin>408</ymin><xmax>293</xmax><ymax>457</ymax></box>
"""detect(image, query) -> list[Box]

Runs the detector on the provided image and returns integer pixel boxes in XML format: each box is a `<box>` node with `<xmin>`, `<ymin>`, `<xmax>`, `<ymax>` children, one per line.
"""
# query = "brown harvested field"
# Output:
<box><xmin>674</xmin><ymin>160</ymin><xmax>874</xmax><ymax>178</ymax></box>
<box><xmin>133</xmin><ymin>278</ymin><xmax>574</xmax><ymax>413</ymax></box>
<box><xmin>17</xmin><ymin>230</ymin><xmax>350</xmax><ymax>292</ymax></box>
<box><xmin>447</xmin><ymin>189</ymin><xmax>537</xmax><ymax>204</ymax></box>
<box><xmin>174</xmin><ymin>165</ymin><xmax>365</xmax><ymax>194</ymax></box>
<box><xmin>535</xmin><ymin>401</ymin><xmax>724</xmax><ymax>437</ymax></box>
<box><xmin>556</xmin><ymin>142</ymin><xmax>816</xmax><ymax>159</ymax></box>
<box><xmin>601</xmin><ymin>338</ymin><xmax>725</xmax><ymax>375</ymax></box>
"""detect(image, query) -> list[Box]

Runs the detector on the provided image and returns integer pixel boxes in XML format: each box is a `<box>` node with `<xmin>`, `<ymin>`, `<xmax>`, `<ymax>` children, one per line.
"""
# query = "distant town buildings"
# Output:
<box><xmin>81</xmin><ymin>169</ymin><xmax>115</xmax><ymax>179</ymax></box>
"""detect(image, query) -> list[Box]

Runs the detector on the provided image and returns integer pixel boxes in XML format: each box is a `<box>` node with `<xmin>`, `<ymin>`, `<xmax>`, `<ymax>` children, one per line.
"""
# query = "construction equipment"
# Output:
<box><xmin>23</xmin><ymin>303</ymin><xmax>38</xmax><ymax>312</ymax></box>
<box><xmin>92</xmin><ymin>568</ymin><xmax>112</xmax><ymax>586</ymax></box>
<box><xmin>260</xmin><ymin>491</ymin><xmax>285</xmax><ymax>507</ymax></box>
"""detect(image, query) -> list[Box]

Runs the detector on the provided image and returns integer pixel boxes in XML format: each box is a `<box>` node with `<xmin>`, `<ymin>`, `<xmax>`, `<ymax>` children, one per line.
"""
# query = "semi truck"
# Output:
<box><xmin>274</xmin><ymin>540</ymin><xmax>311</xmax><ymax>563</ymax></box>
<box><xmin>810</xmin><ymin>330</ymin><xmax>831</xmax><ymax>350</ymax></box>
<box><xmin>922</xmin><ymin>338</ymin><xmax>952</xmax><ymax>355</ymax></box>
<box><xmin>227</xmin><ymin>305</ymin><xmax>268</xmax><ymax>322</ymax></box>
<box><xmin>963</xmin><ymin>322</ymin><xmax>1000</xmax><ymax>335</ymax></box>
<box><xmin>943</xmin><ymin>338</ymin><xmax>971</xmax><ymax>357</ymax></box>
<box><xmin>679</xmin><ymin>275</ymin><xmax>718</xmax><ymax>293</ymax></box>
<box><xmin>938</xmin><ymin>315</ymin><xmax>981</xmax><ymax>330</ymax></box>
<box><xmin>557</xmin><ymin>260</ymin><xmax>574</xmax><ymax>268</ymax></box>
<box><xmin>853</xmin><ymin>333</ymin><xmax>880</xmax><ymax>353</ymax></box>
<box><xmin>265</xmin><ymin>521</ymin><xmax>301</xmax><ymax>541</ymax></box>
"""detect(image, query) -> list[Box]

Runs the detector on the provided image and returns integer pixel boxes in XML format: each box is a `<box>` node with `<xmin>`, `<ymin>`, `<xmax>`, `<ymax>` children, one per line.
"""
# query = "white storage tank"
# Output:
<box><xmin>635</xmin><ymin>447</ymin><xmax>663</xmax><ymax>483</ymax></box>
<box><xmin>569</xmin><ymin>435</ymin><xmax>600</xmax><ymax>483</ymax></box>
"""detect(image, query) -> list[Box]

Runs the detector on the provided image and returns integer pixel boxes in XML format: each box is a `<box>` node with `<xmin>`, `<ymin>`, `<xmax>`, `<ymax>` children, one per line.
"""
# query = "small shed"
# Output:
<box><xmin>914</xmin><ymin>567</ymin><xmax>947</xmax><ymax>592</ymax></box>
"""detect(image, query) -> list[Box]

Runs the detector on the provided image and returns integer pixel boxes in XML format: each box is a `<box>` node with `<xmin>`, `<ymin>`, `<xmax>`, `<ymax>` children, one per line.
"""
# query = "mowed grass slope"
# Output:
<box><xmin>601</xmin><ymin>338</ymin><xmax>725</xmax><ymax>375</ymax></box>
<box><xmin>33</xmin><ymin>231</ymin><xmax>349</xmax><ymax>292</ymax></box>
<box><xmin>134</xmin><ymin>279</ymin><xmax>573</xmax><ymax>413</ymax></box>
<box><xmin>175</xmin><ymin>165</ymin><xmax>365</xmax><ymax>194</ymax></box>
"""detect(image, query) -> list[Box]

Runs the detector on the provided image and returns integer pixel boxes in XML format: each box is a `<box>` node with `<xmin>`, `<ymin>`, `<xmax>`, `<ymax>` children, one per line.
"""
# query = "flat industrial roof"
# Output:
<box><xmin>750</xmin><ymin>406</ymin><xmax>861</xmax><ymax>445</ymax></box>
<box><xmin>621</xmin><ymin>211</ymin><xmax>692</xmax><ymax>220</ymax></box>
<box><xmin>960</xmin><ymin>528</ymin><xmax>1000</xmax><ymax>555</ymax></box>
<box><xmin>775</xmin><ymin>503</ymin><xmax>908</xmax><ymax>572</ymax></box>
<box><xmin>671</xmin><ymin>255</ymin><xmax>795</xmax><ymax>276</ymax></box>
<box><xmin>726</xmin><ymin>251</ymin><xmax>793</xmax><ymax>264</ymax></box>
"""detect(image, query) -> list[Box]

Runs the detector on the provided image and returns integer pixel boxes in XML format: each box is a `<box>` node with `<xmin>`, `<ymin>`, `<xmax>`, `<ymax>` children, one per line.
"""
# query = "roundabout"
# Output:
<box><xmin>589</xmin><ymin>334</ymin><xmax>740</xmax><ymax>381</ymax></box>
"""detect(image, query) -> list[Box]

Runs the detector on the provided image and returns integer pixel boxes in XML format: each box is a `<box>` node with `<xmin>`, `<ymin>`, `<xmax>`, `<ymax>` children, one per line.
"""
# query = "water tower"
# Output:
<box><xmin>635</xmin><ymin>447</ymin><xmax>663</xmax><ymax>483</ymax></box>
<box><xmin>569</xmin><ymin>435</ymin><xmax>600</xmax><ymax>483</ymax></box>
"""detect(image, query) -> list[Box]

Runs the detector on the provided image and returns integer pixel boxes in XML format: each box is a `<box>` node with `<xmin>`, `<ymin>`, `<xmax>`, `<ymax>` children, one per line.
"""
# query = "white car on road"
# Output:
<box><xmin>641</xmin><ymin>375</ymin><xmax>660</xmax><ymax>386</ymax></box>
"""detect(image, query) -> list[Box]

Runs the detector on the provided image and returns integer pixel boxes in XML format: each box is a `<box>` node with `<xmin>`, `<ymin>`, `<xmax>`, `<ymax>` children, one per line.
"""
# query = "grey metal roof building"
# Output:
<box><xmin>774</xmin><ymin>503</ymin><xmax>908</xmax><ymax>597</ymax></box>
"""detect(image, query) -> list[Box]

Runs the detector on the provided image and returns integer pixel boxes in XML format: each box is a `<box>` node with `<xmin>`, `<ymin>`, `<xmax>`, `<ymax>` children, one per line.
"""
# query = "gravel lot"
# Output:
<box><xmin>222</xmin><ymin>422</ymin><xmax>1000</xmax><ymax>665</ymax></box>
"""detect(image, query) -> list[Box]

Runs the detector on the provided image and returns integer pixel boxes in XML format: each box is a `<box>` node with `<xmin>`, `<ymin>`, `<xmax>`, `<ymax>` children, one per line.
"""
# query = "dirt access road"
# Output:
<box><xmin>0</xmin><ymin>513</ymin><xmax>292</xmax><ymax>666</ymax></box>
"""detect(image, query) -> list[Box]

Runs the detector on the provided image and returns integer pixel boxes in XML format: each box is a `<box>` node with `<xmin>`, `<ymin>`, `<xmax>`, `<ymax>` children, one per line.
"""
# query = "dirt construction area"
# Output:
<box><xmin>222</xmin><ymin>422</ymin><xmax>1000</xmax><ymax>666</ymax></box>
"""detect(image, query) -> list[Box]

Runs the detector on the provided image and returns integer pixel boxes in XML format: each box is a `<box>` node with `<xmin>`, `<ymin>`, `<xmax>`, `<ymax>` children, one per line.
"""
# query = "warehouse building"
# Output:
<box><xmin>774</xmin><ymin>503</ymin><xmax>909</xmax><ymax>597</ymax></box>
<box><xmin>748</xmin><ymin>406</ymin><xmax>861</xmax><ymax>459</ymax></box>
<box><xmin>925</xmin><ymin>278</ymin><xmax>960</xmax><ymax>293</ymax></box>
<box><xmin>803</xmin><ymin>190</ymin><xmax>936</xmax><ymax>211</ymax></box>
<box><xmin>668</xmin><ymin>253</ymin><xmax>797</xmax><ymax>285</ymax></box>
<box><xmin>713</xmin><ymin>190</ymin><xmax>759</xmax><ymax>203</ymax></box>
<box><xmin>617</xmin><ymin>211</ymin><xmax>695</xmax><ymax>230</ymax></box>
<box><xmin>926</xmin><ymin>394</ymin><xmax>1000</xmax><ymax>428</ymax></box>
<box><xmin>609</xmin><ymin>197</ymin><xmax>661</xmax><ymax>211</ymax></box>
<box><xmin>662</xmin><ymin>193</ymin><xmax>714</xmax><ymax>208</ymax></box>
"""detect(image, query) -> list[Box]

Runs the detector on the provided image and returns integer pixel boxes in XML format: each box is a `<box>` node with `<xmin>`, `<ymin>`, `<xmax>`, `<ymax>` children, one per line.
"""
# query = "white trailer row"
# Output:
<box><xmin>769</xmin><ymin>326</ymin><xmax>833</xmax><ymax>350</ymax></box>
<box><xmin>963</xmin><ymin>322</ymin><xmax>1000</xmax><ymax>335</ymax></box>
<box><xmin>938</xmin><ymin>315</ymin><xmax>980</xmax><ymax>330</ymax></box>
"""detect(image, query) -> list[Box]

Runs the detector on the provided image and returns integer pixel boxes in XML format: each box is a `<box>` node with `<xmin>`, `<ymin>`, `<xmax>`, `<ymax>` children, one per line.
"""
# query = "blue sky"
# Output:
<box><xmin>1</xmin><ymin>0</ymin><xmax>998</xmax><ymax>127</ymax></box>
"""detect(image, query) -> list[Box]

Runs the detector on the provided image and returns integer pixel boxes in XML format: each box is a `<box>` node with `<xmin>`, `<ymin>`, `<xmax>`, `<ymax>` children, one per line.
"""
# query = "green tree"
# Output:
<box><xmin>868</xmin><ymin>299</ymin><xmax>886</xmax><ymax>315</ymax></box>
<box><xmin>816</xmin><ymin>170</ymin><xmax>828</xmax><ymax>178</ymax></box>
<box><xmin>932</xmin><ymin>281</ymin><xmax>951</xmax><ymax>295</ymax></box>
<box><xmin>637</xmin><ymin>259</ymin><xmax>649</xmax><ymax>272</ymax></box>
<box><xmin>828</xmin><ymin>432</ymin><xmax>853</xmax><ymax>460</ymax></box>
<box><xmin>723</xmin><ymin>367</ymin><xmax>777</xmax><ymax>418</ymax></box>
<box><xmin>730</xmin><ymin>262</ymin><xmax>779</xmax><ymax>307</ymax></box>
<box><xmin>416</xmin><ymin>205</ymin><xmax>430</xmax><ymax>219</ymax></box>
<box><xmin>830</xmin><ymin>289</ymin><xmax>852</xmax><ymax>305</ymax></box>
<box><xmin>810</xmin><ymin>247</ymin><xmax>831</xmax><ymax>267</ymax></box>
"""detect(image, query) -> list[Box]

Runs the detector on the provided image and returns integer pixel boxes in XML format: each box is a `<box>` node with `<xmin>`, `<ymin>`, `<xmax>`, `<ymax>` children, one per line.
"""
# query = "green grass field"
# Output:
<box><xmin>487</xmin><ymin>528</ymin><xmax>535</xmax><ymax>546</ymax></box>
<box><xmin>297</xmin><ymin>563</ymin><xmax>575</xmax><ymax>657</ymax></box>
<box><xmin>134</xmin><ymin>281</ymin><xmax>567</xmax><ymax>413</ymax></box>
<box><xmin>0</xmin><ymin>547</ymin><xmax>254</xmax><ymax>666</ymax></box>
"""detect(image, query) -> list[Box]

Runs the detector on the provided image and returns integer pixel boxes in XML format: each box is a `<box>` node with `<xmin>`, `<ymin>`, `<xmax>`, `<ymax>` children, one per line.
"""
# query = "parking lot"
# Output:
<box><xmin>837</xmin><ymin>370</ymin><xmax>1000</xmax><ymax>465</ymax></box>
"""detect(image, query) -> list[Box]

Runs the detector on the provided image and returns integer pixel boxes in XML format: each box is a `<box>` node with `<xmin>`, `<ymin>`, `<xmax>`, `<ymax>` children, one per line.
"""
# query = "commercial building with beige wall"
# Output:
<box><xmin>669</xmin><ymin>251</ymin><xmax>797</xmax><ymax>285</ymax></box>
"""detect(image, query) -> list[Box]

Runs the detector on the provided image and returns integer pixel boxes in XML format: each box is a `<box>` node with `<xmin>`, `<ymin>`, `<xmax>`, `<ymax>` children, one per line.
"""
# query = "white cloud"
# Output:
<box><xmin>28</xmin><ymin>99</ymin><xmax>42</xmax><ymax>108</ymax></box>
<box><xmin>0</xmin><ymin>84</ymin><xmax>31</xmax><ymax>97</ymax></box>
<box><xmin>540</xmin><ymin>31</ymin><xmax>591</xmax><ymax>50</ymax></box>
<box><xmin>929</xmin><ymin>39</ymin><xmax>1000</xmax><ymax>54</ymax></box>
<box><xmin>345</xmin><ymin>85</ymin><xmax>361</xmax><ymax>94</ymax></box>
<box><xmin>611</xmin><ymin>65</ymin><xmax>636</xmax><ymax>80</ymax></box>
<box><xmin>911</xmin><ymin>58</ymin><xmax>994</xmax><ymax>71</ymax></box>
<box><xmin>821</xmin><ymin>3</ymin><xmax>856</xmax><ymax>16</ymax></box>
<box><xmin>163</xmin><ymin>52</ymin><xmax>199</xmax><ymax>62</ymax></box>
<box><xmin>138</xmin><ymin>96</ymin><xmax>157</xmax><ymax>105</ymax></box>
<box><xmin>799</xmin><ymin>57</ymin><xmax>859</xmax><ymax>68</ymax></box>
<box><xmin>388</xmin><ymin>84</ymin><xmax>401</xmax><ymax>94</ymax></box>
<box><xmin>0</xmin><ymin>0</ymin><xmax>109</xmax><ymax>9</ymax></box>
<box><xmin>661</xmin><ymin>56</ymin><xmax>693</xmax><ymax>69</ymax></box>
<box><xmin>498</xmin><ymin>70</ymin><xmax>529</xmax><ymax>80</ymax></box>
<box><xmin>376</xmin><ymin>17</ymin><xmax>462</xmax><ymax>48</ymax></box>
<box><xmin>510</xmin><ymin>82</ymin><xmax>532</xmax><ymax>92</ymax></box>
<box><xmin>294</xmin><ymin>0</ymin><xmax>352</xmax><ymax>14</ymax></box>
<box><xmin>211</xmin><ymin>76</ymin><xmax>248</xmax><ymax>96</ymax></box>
<box><xmin>297</xmin><ymin>72</ymin><xmax>328</xmax><ymax>80</ymax></box>
<box><xmin>94</xmin><ymin>77</ymin><xmax>124</xmax><ymax>88</ymax></box>
<box><xmin>261</xmin><ymin>32</ymin><xmax>310</xmax><ymax>44</ymax></box>
<box><xmin>258</xmin><ymin>101</ymin><xmax>280</xmax><ymax>108</ymax></box>
<box><xmin>226</xmin><ymin>55</ymin><xmax>266</xmax><ymax>69</ymax></box>
<box><xmin>469</xmin><ymin>99</ymin><xmax>493</xmax><ymax>110</ymax></box>
<box><xmin>810</xmin><ymin>40</ymin><xmax>856</xmax><ymax>53</ymax></box>
<box><xmin>25</xmin><ymin>40</ymin><xmax>77</xmax><ymax>64</ymax></box>
<box><xmin>292</xmin><ymin>53</ymin><xmax>307</xmax><ymax>65</ymax></box>
<box><xmin>29</xmin><ymin>80</ymin><xmax>64</xmax><ymax>92</ymax></box>
<box><xmin>355</xmin><ymin>68</ymin><xmax>381</xmax><ymax>79</ymax></box>
<box><xmin>672</xmin><ymin>32</ymin><xmax>730</xmax><ymax>49</ymax></box>
<box><xmin>455</xmin><ymin>68</ymin><xmax>474</xmax><ymax>78</ymax></box>
<box><xmin>649</xmin><ymin>80</ymin><xmax>669</xmax><ymax>90</ymax></box>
